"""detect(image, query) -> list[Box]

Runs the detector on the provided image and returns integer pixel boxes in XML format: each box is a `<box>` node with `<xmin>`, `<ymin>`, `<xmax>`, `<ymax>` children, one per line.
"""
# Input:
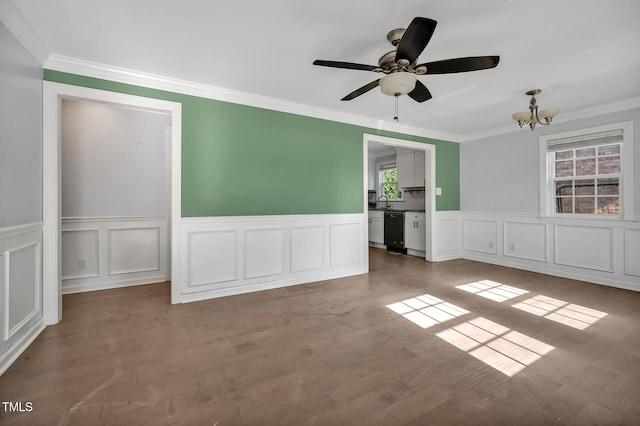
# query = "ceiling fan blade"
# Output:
<box><xmin>313</xmin><ymin>60</ymin><xmax>378</xmax><ymax>72</ymax></box>
<box><xmin>341</xmin><ymin>79</ymin><xmax>381</xmax><ymax>101</ymax></box>
<box><xmin>419</xmin><ymin>56</ymin><xmax>500</xmax><ymax>74</ymax></box>
<box><xmin>408</xmin><ymin>80</ymin><xmax>432</xmax><ymax>103</ymax></box>
<box><xmin>395</xmin><ymin>17</ymin><xmax>437</xmax><ymax>65</ymax></box>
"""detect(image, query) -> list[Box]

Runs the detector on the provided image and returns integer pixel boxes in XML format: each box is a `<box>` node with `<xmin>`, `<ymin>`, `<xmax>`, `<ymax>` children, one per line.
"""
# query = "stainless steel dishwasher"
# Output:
<box><xmin>384</xmin><ymin>211</ymin><xmax>406</xmax><ymax>253</ymax></box>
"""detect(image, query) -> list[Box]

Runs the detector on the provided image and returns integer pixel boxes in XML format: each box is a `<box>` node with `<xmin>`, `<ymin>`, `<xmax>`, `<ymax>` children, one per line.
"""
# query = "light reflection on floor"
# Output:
<box><xmin>512</xmin><ymin>295</ymin><xmax>608</xmax><ymax>330</ymax></box>
<box><xmin>456</xmin><ymin>280</ymin><xmax>529</xmax><ymax>302</ymax></box>
<box><xmin>386</xmin><ymin>294</ymin><xmax>469</xmax><ymax>329</ymax></box>
<box><xmin>436</xmin><ymin>317</ymin><xmax>555</xmax><ymax>377</ymax></box>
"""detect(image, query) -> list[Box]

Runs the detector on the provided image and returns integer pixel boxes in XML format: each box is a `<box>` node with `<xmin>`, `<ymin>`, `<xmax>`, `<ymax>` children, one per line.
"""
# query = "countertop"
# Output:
<box><xmin>368</xmin><ymin>208</ymin><xmax>426</xmax><ymax>213</ymax></box>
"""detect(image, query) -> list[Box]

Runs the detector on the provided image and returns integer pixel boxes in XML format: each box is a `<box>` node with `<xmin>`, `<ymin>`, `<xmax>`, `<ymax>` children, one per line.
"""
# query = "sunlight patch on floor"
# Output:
<box><xmin>386</xmin><ymin>294</ymin><xmax>470</xmax><ymax>329</ymax></box>
<box><xmin>436</xmin><ymin>317</ymin><xmax>554</xmax><ymax>377</ymax></box>
<box><xmin>512</xmin><ymin>295</ymin><xmax>607</xmax><ymax>330</ymax></box>
<box><xmin>456</xmin><ymin>280</ymin><xmax>529</xmax><ymax>302</ymax></box>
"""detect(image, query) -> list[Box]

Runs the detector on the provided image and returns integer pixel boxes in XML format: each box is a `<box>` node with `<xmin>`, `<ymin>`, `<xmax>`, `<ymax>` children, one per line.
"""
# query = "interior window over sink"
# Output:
<box><xmin>379</xmin><ymin>164</ymin><xmax>403</xmax><ymax>200</ymax></box>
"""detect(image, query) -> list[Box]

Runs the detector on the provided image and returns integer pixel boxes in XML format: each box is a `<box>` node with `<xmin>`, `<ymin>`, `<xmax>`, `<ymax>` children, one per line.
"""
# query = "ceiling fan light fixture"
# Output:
<box><xmin>379</xmin><ymin>72</ymin><xmax>417</xmax><ymax>97</ymax></box>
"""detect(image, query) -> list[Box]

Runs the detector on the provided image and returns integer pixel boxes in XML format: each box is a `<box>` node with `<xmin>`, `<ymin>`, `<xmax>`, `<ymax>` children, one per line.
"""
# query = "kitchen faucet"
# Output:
<box><xmin>377</xmin><ymin>195</ymin><xmax>391</xmax><ymax>210</ymax></box>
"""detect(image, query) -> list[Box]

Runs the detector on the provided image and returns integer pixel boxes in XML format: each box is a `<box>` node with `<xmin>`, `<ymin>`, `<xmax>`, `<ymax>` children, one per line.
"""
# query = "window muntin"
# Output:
<box><xmin>552</xmin><ymin>142</ymin><xmax>621</xmax><ymax>215</ymax></box>
<box><xmin>540</xmin><ymin>121</ymin><xmax>633</xmax><ymax>219</ymax></box>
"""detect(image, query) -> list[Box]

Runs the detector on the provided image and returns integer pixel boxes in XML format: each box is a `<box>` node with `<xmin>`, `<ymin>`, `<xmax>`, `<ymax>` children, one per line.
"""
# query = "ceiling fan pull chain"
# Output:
<box><xmin>394</xmin><ymin>95</ymin><xmax>399</xmax><ymax>122</ymax></box>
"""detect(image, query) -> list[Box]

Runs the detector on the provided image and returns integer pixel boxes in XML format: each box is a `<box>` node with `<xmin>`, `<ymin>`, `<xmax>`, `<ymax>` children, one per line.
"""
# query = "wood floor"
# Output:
<box><xmin>1</xmin><ymin>248</ymin><xmax>639</xmax><ymax>425</ymax></box>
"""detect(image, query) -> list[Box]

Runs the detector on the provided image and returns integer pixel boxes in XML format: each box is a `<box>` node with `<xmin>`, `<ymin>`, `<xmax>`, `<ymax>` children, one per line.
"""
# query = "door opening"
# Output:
<box><xmin>43</xmin><ymin>82</ymin><xmax>182</xmax><ymax>325</ymax></box>
<box><xmin>60</xmin><ymin>99</ymin><xmax>171</xmax><ymax>296</ymax></box>
<box><xmin>362</xmin><ymin>133</ymin><xmax>436</xmax><ymax>271</ymax></box>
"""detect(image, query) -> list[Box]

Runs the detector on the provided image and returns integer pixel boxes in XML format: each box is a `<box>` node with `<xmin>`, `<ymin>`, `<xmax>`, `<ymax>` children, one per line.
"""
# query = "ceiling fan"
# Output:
<box><xmin>313</xmin><ymin>17</ymin><xmax>500</xmax><ymax>103</ymax></box>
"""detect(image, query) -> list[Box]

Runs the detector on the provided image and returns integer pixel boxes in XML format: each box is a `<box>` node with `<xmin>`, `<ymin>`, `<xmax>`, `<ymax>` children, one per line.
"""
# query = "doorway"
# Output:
<box><xmin>42</xmin><ymin>82</ymin><xmax>182</xmax><ymax>325</ymax></box>
<box><xmin>60</xmin><ymin>99</ymin><xmax>171</xmax><ymax>295</ymax></box>
<box><xmin>362</xmin><ymin>133</ymin><xmax>436</xmax><ymax>271</ymax></box>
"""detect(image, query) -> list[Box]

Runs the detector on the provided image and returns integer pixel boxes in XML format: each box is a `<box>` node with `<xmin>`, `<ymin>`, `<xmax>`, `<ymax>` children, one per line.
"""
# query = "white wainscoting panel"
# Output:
<box><xmin>290</xmin><ymin>225</ymin><xmax>324</xmax><ymax>272</ymax></box>
<box><xmin>244</xmin><ymin>227</ymin><xmax>285</xmax><ymax>279</ymax></box>
<box><xmin>179</xmin><ymin>214</ymin><xmax>365</xmax><ymax>302</ymax></box>
<box><xmin>0</xmin><ymin>222</ymin><xmax>45</xmax><ymax>375</ymax></box>
<box><xmin>330</xmin><ymin>223</ymin><xmax>360</xmax><ymax>267</ymax></box>
<box><xmin>464</xmin><ymin>219</ymin><xmax>498</xmax><ymax>255</ymax></box>
<box><xmin>6</xmin><ymin>242</ymin><xmax>40</xmax><ymax>340</ymax></box>
<box><xmin>61</xmin><ymin>229</ymin><xmax>99</xmax><ymax>279</ymax></box>
<box><xmin>459</xmin><ymin>212</ymin><xmax>639</xmax><ymax>292</ymax></box>
<box><xmin>554</xmin><ymin>225</ymin><xmax>613</xmax><ymax>272</ymax></box>
<box><xmin>434</xmin><ymin>212</ymin><xmax>461</xmax><ymax>261</ymax></box>
<box><xmin>188</xmin><ymin>230</ymin><xmax>238</xmax><ymax>287</ymax></box>
<box><xmin>108</xmin><ymin>227</ymin><xmax>160</xmax><ymax>275</ymax></box>
<box><xmin>503</xmin><ymin>222</ymin><xmax>547</xmax><ymax>262</ymax></box>
<box><xmin>624</xmin><ymin>229</ymin><xmax>640</xmax><ymax>277</ymax></box>
<box><xmin>61</xmin><ymin>217</ymin><xmax>168</xmax><ymax>293</ymax></box>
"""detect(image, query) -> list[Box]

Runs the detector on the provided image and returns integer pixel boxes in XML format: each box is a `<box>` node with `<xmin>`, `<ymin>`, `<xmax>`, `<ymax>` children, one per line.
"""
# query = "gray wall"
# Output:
<box><xmin>0</xmin><ymin>21</ymin><xmax>43</xmax><ymax>227</ymax></box>
<box><xmin>460</xmin><ymin>108</ymin><xmax>640</xmax><ymax>216</ymax></box>
<box><xmin>61</xmin><ymin>100</ymin><xmax>170</xmax><ymax>218</ymax></box>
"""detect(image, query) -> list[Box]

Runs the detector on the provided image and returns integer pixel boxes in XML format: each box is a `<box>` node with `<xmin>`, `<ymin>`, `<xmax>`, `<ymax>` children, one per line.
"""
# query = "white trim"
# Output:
<box><xmin>63</xmin><ymin>276</ymin><xmax>167</xmax><ymax>295</ymax></box>
<box><xmin>45</xmin><ymin>56</ymin><xmax>640</xmax><ymax>144</ymax></box>
<box><xmin>42</xmin><ymin>81</ymin><xmax>182</xmax><ymax>325</ymax></box>
<box><xmin>0</xmin><ymin>320</ymin><xmax>45</xmax><ymax>376</ymax></box>
<box><xmin>180</xmin><ymin>214</ymin><xmax>365</xmax><ymax>301</ymax></box>
<box><xmin>362</xmin><ymin>134</ymin><xmax>436</xmax><ymax>264</ymax></box>
<box><xmin>0</xmin><ymin>221</ymin><xmax>44</xmax><ymax>374</ymax></box>
<box><xmin>0</xmin><ymin>0</ymin><xmax>50</xmax><ymax>65</ymax></box>
<box><xmin>45</xmin><ymin>54</ymin><xmax>459</xmax><ymax>143</ymax></box>
<box><xmin>4</xmin><ymin>242</ymin><xmax>41</xmax><ymax>341</ymax></box>
<box><xmin>0</xmin><ymin>222</ymin><xmax>43</xmax><ymax>240</ymax></box>
<box><xmin>61</xmin><ymin>215</ymin><xmax>167</xmax><ymax>222</ymax></box>
<box><xmin>538</xmin><ymin>120</ymin><xmax>634</xmax><ymax>220</ymax></box>
<box><xmin>459</xmin><ymin>211</ymin><xmax>640</xmax><ymax>292</ymax></box>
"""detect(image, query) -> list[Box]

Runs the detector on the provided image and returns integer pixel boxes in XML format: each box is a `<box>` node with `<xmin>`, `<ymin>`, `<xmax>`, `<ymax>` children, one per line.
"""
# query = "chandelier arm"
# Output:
<box><xmin>532</xmin><ymin>106</ymin><xmax>544</xmax><ymax>126</ymax></box>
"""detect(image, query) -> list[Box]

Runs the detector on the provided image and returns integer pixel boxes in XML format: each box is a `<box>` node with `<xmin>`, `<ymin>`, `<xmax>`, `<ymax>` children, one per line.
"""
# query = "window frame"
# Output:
<box><xmin>377</xmin><ymin>160</ymin><xmax>404</xmax><ymax>201</ymax></box>
<box><xmin>539</xmin><ymin>120</ymin><xmax>634</xmax><ymax>219</ymax></box>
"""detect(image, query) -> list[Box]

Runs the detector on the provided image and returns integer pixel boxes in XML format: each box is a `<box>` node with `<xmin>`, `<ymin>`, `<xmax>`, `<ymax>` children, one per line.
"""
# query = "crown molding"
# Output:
<box><xmin>45</xmin><ymin>54</ymin><xmax>462</xmax><ymax>143</ymax></box>
<box><xmin>460</xmin><ymin>96</ymin><xmax>640</xmax><ymax>142</ymax></box>
<box><xmin>0</xmin><ymin>0</ymin><xmax>49</xmax><ymax>65</ymax></box>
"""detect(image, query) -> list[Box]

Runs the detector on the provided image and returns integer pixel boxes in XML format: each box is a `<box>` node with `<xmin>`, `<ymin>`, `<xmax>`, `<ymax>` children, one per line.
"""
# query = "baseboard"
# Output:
<box><xmin>180</xmin><ymin>265</ymin><xmax>365</xmax><ymax>303</ymax></box>
<box><xmin>462</xmin><ymin>252</ymin><xmax>640</xmax><ymax>293</ymax></box>
<box><xmin>0</xmin><ymin>320</ymin><xmax>45</xmax><ymax>376</ymax></box>
<box><xmin>62</xmin><ymin>276</ymin><xmax>169</xmax><ymax>294</ymax></box>
<box><xmin>433</xmin><ymin>252</ymin><xmax>463</xmax><ymax>262</ymax></box>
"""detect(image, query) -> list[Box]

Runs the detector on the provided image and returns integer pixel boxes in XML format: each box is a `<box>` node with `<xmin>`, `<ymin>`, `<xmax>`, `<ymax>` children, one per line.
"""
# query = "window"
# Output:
<box><xmin>539</xmin><ymin>121</ymin><xmax>634</xmax><ymax>218</ymax></box>
<box><xmin>378</xmin><ymin>163</ymin><xmax>403</xmax><ymax>200</ymax></box>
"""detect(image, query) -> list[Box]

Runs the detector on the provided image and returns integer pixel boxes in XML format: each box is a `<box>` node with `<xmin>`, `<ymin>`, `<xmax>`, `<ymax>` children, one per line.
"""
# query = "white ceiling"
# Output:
<box><xmin>9</xmin><ymin>0</ymin><xmax>640</xmax><ymax>140</ymax></box>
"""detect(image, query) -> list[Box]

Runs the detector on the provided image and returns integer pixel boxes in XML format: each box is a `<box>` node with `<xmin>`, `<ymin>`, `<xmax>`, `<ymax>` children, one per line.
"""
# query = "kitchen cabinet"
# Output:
<box><xmin>368</xmin><ymin>210</ymin><xmax>384</xmax><ymax>244</ymax></box>
<box><xmin>397</xmin><ymin>150</ymin><xmax>425</xmax><ymax>188</ymax></box>
<box><xmin>404</xmin><ymin>212</ymin><xmax>426</xmax><ymax>252</ymax></box>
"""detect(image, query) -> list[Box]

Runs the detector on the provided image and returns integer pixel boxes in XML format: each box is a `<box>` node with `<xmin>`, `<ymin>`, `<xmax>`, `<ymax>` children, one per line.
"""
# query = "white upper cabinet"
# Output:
<box><xmin>397</xmin><ymin>150</ymin><xmax>425</xmax><ymax>188</ymax></box>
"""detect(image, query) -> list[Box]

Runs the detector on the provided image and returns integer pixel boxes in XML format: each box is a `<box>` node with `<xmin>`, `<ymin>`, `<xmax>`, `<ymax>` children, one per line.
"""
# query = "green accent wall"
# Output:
<box><xmin>44</xmin><ymin>70</ymin><xmax>459</xmax><ymax>216</ymax></box>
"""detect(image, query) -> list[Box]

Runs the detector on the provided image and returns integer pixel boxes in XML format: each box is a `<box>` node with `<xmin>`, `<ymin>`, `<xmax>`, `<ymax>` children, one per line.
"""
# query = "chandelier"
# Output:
<box><xmin>511</xmin><ymin>89</ymin><xmax>559</xmax><ymax>130</ymax></box>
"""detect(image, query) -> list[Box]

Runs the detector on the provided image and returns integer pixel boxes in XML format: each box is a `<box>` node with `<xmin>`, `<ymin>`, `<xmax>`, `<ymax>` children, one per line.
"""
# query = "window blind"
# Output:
<box><xmin>546</xmin><ymin>129</ymin><xmax>623</xmax><ymax>152</ymax></box>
